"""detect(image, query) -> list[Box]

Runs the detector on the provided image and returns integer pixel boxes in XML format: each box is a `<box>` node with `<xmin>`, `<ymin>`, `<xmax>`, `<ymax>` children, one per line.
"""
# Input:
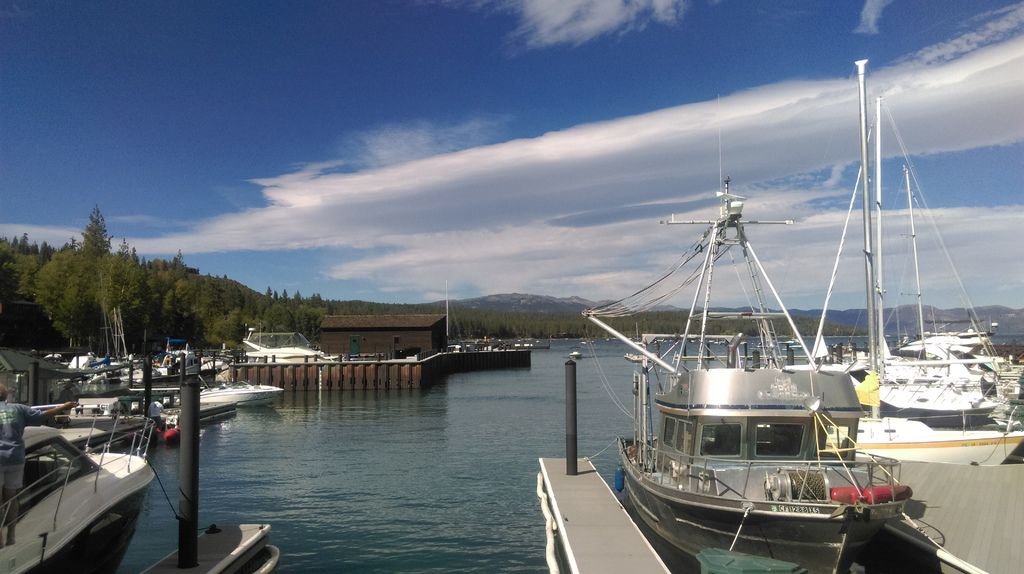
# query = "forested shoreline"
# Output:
<box><xmin>0</xmin><ymin>208</ymin><xmax>853</xmax><ymax>354</ymax></box>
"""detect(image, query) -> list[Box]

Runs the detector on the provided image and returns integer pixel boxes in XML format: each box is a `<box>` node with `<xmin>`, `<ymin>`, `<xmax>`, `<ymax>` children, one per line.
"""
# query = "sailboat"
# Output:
<box><xmin>836</xmin><ymin>60</ymin><xmax>1024</xmax><ymax>464</ymax></box>
<box><xmin>585</xmin><ymin>184</ymin><xmax>911</xmax><ymax>573</ymax></box>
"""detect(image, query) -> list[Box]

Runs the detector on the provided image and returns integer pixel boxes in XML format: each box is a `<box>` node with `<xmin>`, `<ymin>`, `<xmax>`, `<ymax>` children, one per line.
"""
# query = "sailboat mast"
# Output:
<box><xmin>874</xmin><ymin>95</ymin><xmax>886</xmax><ymax>369</ymax></box>
<box><xmin>856</xmin><ymin>60</ymin><xmax>878</xmax><ymax>375</ymax></box>
<box><xmin>906</xmin><ymin>165</ymin><xmax>926</xmax><ymax>343</ymax></box>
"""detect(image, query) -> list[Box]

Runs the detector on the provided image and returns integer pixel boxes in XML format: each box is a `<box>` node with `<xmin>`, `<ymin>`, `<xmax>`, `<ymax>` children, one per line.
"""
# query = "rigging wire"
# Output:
<box><xmin>884</xmin><ymin>104</ymin><xmax>985</xmax><ymax>332</ymax></box>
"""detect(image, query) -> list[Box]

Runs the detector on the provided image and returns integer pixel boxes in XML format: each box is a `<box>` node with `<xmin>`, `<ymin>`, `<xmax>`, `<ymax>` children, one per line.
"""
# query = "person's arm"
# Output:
<box><xmin>41</xmin><ymin>401</ymin><xmax>77</xmax><ymax>417</ymax></box>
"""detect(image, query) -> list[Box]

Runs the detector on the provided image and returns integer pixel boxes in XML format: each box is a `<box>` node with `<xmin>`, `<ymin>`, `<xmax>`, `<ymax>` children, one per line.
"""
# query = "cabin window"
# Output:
<box><xmin>19</xmin><ymin>439</ymin><xmax>96</xmax><ymax>513</ymax></box>
<box><xmin>818</xmin><ymin>423</ymin><xmax>856</xmax><ymax>460</ymax></box>
<box><xmin>663</xmin><ymin>417</ymin><xmax>677</xmax><ymax>446</ymax></box>
<box><xmin>754</xmin><ymin>423</ymin><xmax>805</xmax><ymax>457</ymax></box>
<box><xmin>699</xmin><ymin>423</ymin><xmax>742</xmax><ymax>456</ymax></box>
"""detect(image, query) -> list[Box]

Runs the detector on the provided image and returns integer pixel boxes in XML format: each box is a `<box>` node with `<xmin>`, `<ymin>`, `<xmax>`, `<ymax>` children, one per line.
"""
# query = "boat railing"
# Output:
<box><xmin>1</xmin><ymin>419</ymin><xmax>154</xmax><ymax>540</ymax></box>
<box><xmin>642</xmin><ymin>445</ymin><xmax>903</xmax><ymax>503</ymax></box>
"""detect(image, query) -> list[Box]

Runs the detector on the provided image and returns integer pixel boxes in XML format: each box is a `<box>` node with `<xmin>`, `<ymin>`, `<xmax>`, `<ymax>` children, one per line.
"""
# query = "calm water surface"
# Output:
<box><xmin>118</xmin><ymin>340</ymin><xmax>636</xmax><ymax>573</ymax></box>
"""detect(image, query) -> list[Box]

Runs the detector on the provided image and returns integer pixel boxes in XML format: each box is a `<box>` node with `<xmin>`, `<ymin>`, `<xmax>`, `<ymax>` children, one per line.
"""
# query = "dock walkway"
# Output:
<box><xmin>882</xmin><ymin>460</ymin><xmax>1024</xmax><ymax>573</ymax></box>
<box><xmin>538</xmin><ymin>458</ymin><xmax>669</xmax><ymax>574</ymax></box>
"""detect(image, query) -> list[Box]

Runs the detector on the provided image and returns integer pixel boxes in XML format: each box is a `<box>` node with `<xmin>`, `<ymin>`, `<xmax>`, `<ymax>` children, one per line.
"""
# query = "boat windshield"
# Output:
<box><xmin>247</xmin><ymin>332</ymin><xmax>311</xmax><ymax>349</ymax></box>
<box><xmin>19</xmin><ymin>438</ymin><xmax>98</xmax><ymax>513</ymax></box>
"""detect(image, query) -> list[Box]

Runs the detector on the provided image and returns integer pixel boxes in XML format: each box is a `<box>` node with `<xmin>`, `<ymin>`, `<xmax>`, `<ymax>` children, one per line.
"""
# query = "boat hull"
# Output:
<box><xmin>200</xmin><ymin>386</ymin><xmax>283</xmax><ymax>406</ymax></box>
<box><xmin>620</xmin><ymin>457</ymin><xmax>889</xmax><ymax>574</ymax></box>
<box><xmin>22</xmin><ymin>486</ymin><xmax>149</xmax><ymax>574</ymax></box>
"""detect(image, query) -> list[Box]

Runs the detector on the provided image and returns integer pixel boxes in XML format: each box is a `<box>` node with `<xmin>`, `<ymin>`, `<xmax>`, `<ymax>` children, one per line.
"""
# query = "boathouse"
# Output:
<box><xmin>320</xmin><ymin>314</ymin><xmax>447</xmax><ymax>359</ymax></box>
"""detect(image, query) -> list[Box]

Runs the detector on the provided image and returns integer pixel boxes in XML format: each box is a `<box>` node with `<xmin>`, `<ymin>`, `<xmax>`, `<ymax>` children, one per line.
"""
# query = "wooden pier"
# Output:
<box><xmin>538</xmin><ymin>458</ymin><xmax>669</xmax><ymax>574</ymax></box>
<box><xmin>227</xmin><ymin>349</ymin><xmax>531</xmax><ymax>390</ymax></box>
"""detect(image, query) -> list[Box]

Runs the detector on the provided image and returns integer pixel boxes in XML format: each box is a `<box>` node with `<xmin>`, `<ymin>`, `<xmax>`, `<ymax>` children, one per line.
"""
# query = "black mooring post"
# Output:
<box><xmin>142</xmin><ymin>358</ymin><xmax>152</xmax><ymax>423</ymax></box>
<box><xmin>566</xmin><ymin>359</ymin><xmax>578</xmax><ymax>476</ymax></box>
<box><xmin>178</xmin><ymin>354</ymin><xmax>200</xmax><ymax>568</ymax></box>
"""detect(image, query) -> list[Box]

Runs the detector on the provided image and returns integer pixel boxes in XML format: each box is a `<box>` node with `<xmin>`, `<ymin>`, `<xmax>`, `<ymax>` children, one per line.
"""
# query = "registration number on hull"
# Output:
<box><xmin>769</xmin><ymin>504</ymin><xmax>822</xmax><ymax>514</ymax></box>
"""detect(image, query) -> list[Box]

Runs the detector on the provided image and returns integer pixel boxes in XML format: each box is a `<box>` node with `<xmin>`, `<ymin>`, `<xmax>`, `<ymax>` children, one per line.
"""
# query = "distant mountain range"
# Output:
<box><xmin>445</xmin><ymin>293</ymin><xmax>1024</xmax><ymax>334</ymax></box>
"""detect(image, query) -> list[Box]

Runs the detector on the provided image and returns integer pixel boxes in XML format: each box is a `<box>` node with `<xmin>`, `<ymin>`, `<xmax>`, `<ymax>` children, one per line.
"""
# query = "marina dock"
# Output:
<box><xmin>538</xmin><ymin>458</ymin><xmax>669</xmax><ymax>574</ymax></box>
<box><xmin>871</xmin><ymin>461</ymin><xmax>1024</xmax><ymax>573</ymax></box>
<box><xmin>56</xmin><ymin>403</ymin><xmax>237</xmax><ymax>448</ymax></box>
<box><xmin>228</xmin><ymin>349</ymin><xmax>531</xmax><ymax>390</ymax></box>
<box><xmin>142</xmin><ymin>523</ymin><xmax>279</xmax><ymax>574</ymax></box>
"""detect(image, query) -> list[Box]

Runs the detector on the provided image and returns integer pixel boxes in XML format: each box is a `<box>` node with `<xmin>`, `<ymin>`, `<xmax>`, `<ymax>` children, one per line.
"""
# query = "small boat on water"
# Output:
<box><xmin>200</xmin><ymin>381</ymin><xmax>283</xmax><ymax>406</ymax></box>
<box><xmin>1</xmin><ymin>424</ymin><xmax>155</xmax><ymax>574</ymax></box>
<box><xmin>568</xmin><ymin>350</ymin><xmax>583</xmax><ymax>359</ymax></box>
<box><xmin>584</xmin><ymin>188</ymin><xmax>911</xmax><ymax>573</ymax></box>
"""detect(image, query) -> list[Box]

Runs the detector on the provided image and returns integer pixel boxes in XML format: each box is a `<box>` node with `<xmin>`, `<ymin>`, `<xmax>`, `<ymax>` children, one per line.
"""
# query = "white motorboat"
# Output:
<box><xmin>1</xmin><ymin>425</ymin><xmax>155</xmax><ymax>574</ymax></box>
<box><xmin>200</xmin><ymin>381</ymin><xmax>283</xmax><ymax>406</ymax></box>
<box><xmin>242</xmin><ymin>330</ymin><xmax>333</xmax><ymax>363</ymax></box>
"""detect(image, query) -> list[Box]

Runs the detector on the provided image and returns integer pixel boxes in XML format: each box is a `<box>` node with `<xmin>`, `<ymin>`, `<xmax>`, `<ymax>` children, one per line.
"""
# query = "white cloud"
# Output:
<box><xmin>10</xmin><ymin>9</ymin><xmax>1024</xmax><ymax>309</ymax></box>
<box><xmin>854</xmin><ymin>0</ymin><xmax>894</xmax><ymax>35</ymax></box>
<box><xmin>341</xmin><ymin>118</ymin><xmax>506</xmax><ymax>169</ymax></box>
<box><xmin>464</xmin><ymin>0</ymin><xmax>689</xmax><ymax>49</ymax></box>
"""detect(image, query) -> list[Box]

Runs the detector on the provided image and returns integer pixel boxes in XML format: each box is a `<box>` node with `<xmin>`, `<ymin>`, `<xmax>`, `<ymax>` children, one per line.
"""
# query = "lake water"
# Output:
<box><xmin>118</xmin><ymin>339</ymin><xmax>637</xmax><ymax>573</ymax></box>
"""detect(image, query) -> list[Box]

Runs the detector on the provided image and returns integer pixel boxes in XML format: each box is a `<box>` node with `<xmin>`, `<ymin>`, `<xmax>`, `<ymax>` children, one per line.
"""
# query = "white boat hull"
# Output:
<box><xmin>200</xmin><ymin>384</ymin><xmax>283</xmax><ymax>406</ymax></box>
<box><xmin>857</xmin><ymin>418</ymin><xmax>1024</xmax><ymax>465</ymax></box>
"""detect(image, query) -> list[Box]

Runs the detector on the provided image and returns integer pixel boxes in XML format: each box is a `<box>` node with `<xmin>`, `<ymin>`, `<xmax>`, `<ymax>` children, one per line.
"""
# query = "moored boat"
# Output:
<box><xmin>1</xmin><ymin>424</ymin><xmax>155</xmax><ymax>574</ymax></box>
<box><xmin>584</xmin><ymin>188</ymin><xmax>911</xmax><ymax>573</ymax></box>
<box><xmin>242</xmin><ymin>330</ymin><xmax>334</xmax><ymax>363</ymax></box>
<box><xmin>199</xmin><ymin>381</ymin><xmax>283</xmax><ymax>406</ymax></box>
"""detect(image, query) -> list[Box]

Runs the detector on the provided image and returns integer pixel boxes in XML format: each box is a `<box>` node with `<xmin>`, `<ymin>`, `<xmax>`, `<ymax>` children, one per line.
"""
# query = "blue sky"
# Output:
<box><xmin>2</xmin><ymin>0</ymin><xmax>1022</xmax><ymax>310</ymax></box>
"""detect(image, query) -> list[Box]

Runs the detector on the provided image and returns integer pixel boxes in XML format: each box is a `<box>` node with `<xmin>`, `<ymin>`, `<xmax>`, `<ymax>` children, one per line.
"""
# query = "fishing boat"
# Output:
<box><xmin>584</xmin><ymin>188</ymin><xmax>911</xmax><ymax>573</ymax></box>
<box><xmin>1</xmin><ymin>424</ymin><xmax>155</xmax><ymax>574</ymax></box>
<box><xmin>199</xmin><ymin>380</ymin><xmax>283</xmax><ymax>406</ymax></box>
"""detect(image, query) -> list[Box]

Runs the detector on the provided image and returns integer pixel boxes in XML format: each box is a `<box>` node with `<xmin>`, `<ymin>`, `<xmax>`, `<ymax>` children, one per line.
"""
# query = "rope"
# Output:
<box><xmin>585</xmin><ymin>343</ymin><xmax>634</xmax><ymax>420</ymax></box>
<box><xmin>149</xmin><ymin>461</ymin><xmax>184</xmax><ymax>521</ymax></box>
<box><xmin>587</xmin><ymin>230</ymin><xmax>712</xmax><ymax>317</ymax></box>
<box><xmin>729</xmin><ymin>503</ymin><xmax>753</xmax><ymax>551</ymax></box>
<box><xmin>587</xmin><ymin>438</ymin><xmax>620</xmax><ymax>460</ymax></box>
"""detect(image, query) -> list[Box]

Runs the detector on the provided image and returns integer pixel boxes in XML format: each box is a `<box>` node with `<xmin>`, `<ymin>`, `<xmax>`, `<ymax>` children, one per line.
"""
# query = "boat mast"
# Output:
<box><xmin>906</xmin><ymin>165</ymin><xmax>926</xmax><ymax>345</ymax></box>
<box><xmin>874</xmin><ymin>96</ymin><xmax>886</xmax><ymax>366</ymax></box>
<box><xmin>856</xmin><ymin>60</ymin><xmax>879</xmax><ymax>382</ymax></box>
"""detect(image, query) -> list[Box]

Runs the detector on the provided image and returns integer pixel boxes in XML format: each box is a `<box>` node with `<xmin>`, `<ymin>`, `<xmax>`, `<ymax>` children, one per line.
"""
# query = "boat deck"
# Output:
<box><xmin>142</xmin><ymin>523</ymin><xmax>279</xmax><ymax>574</ymax></box>
<box><xmin>538</xmin><ymin>458</ymin><xmax>669</xmax><ymax>574</ymax></box>
<box><xmin>881</xmin><ymin>460</ymin><xmax>1024</xmax><ymax>573</ymax></box>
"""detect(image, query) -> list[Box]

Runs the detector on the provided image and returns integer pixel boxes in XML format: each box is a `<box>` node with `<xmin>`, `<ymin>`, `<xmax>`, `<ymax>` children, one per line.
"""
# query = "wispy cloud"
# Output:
<box><xmin>6</xmin><ymin>8</ymin><xmax>1023</xmax><ymax>308</ymax></box>
<box><xmin>457</xmin><ymin>0</ymin><xmax>688</xmax><ymax>49</ymax></box>
<box><xmin>854</xmin><ymin>0</ymin><xmax>894</xmax><ymax>35</ymax></box>
<box><xmin>340</xmin><ymin>117</ymin><xmax>507</xmax><ymax>169</ymax></box>
<box><xmin>902</xmin><ymin>1</ymin><xmax>1024</xmax><ymax>65</ymax></box>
